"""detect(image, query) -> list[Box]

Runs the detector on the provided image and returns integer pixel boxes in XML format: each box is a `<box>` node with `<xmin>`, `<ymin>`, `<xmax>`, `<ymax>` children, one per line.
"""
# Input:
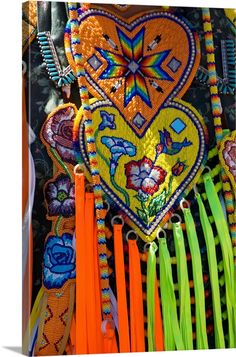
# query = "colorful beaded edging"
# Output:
<box><xmin>68</xmin><ymin>2</ymin><xmax>112</xmax><ymax>320</ymax></box>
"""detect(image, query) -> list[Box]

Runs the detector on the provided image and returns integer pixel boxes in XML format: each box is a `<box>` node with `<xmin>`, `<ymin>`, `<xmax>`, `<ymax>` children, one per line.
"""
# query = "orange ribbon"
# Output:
<box><xmin>114</xmin><ymin>224</ymin><xmax>130</xmax><ymax>352</ymax></box>
<box><xmin>128</xmin><ymin>239</ymin><xmax>145</xmax><ymax>352</ymax></box>
<box><xmin>75</xmin><ymin>172</ymin><xmax>87</xmax><ymax>354</ymax></box>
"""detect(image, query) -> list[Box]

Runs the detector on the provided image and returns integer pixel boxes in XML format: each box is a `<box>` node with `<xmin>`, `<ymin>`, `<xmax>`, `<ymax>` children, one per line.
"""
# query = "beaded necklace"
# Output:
<box><xmin>37</xmin><ymin>31</ymin><xmax>76</xmax><ymax>87</ymax></box>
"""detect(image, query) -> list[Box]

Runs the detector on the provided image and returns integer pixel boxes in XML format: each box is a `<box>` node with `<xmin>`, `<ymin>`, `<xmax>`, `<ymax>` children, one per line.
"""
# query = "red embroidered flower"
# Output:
<box><xmin>125</xmin><ymin>156</ymin><xmax>167</xmax><ymax>196</ymax></box>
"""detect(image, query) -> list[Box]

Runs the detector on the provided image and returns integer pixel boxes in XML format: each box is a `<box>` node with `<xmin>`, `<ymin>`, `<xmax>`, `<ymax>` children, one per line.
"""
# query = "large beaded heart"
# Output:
<box><xmin>73</xmin><ymin>9</ymin><xmax>200</xmax><ymax>137</ymax></box>
<box><xmin>78</xmin><ymin>98</ymin><xmax>207</xmax><ymax>241</ymax></box>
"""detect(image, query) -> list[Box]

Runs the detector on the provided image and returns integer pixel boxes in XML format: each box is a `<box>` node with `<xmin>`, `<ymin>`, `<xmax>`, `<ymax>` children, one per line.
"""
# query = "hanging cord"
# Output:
<box><xmin>68</xmin><ymin>3</ymin><xmax>112</xmax><ymax>321</ymax></box>
<box><xmin>158</xmin><ymin>228</ymin><xmax>185</xmax><ymax>351</ymax></box>
<box><xmin>98</xmin><ymin>209</ymin><xmax>118</xmax><ymax>353</ymax></box>
<box><xmin>203</xmin><ymin>172</ymin><xmax>236</xmax><ymax>347</ymax></box>
<box><xmin>127</xmin><ymin>231</ymin><xmax>145</xmax><ymax>352</ymax></box>
<box><xmin>202</xmin><ymin>8</ymin><xmax>236</xmax><ymax>260</ymax></box>
<box><xmin>171</xmin><ymin>215</ymin><xmax>193</xmax><ymax>350</ymax></box>
<box><xmin>74</xmin><ymin>168</ymin><xmax>87</xmax><ymax>354</ymax></box>
<box><xmin>112</xmin><ymin>217</ymin><xmax>130</xmax><ymax>352</ymax></box>
<box><xmin>75</xmin><ymin>172</ymin><xmax>114</xmax><ymax>354</ymax></box>
<box><xmin>181</xmin><ymin>199</ymin><xmax>209</xmax><ymax>349</ymax></box>
<box><xmin>195</xmin><ymin>185</ymin><xmax>225</xmax><ymax>348</ymax></box>
<box><xmin>154</xmin><ymin>271</ymin><xmax>164</xmax><ymax>351</ymax></box>
<box><xmin>93</xmin><ymin>220</ymin><xmax>104</xmax><ymax>353</ymax></box>
<box><xmin>85</xmin><ymin>191</ymin><xmax>100</xmax><ymax>353</ymax></box>
<box><xmin>146</xmin><ymin>241</ymin><xmax>158</xmax><ymax>351</ymax></box>
<box><xmin>145</xmin><ymin>241</ymin><xmax>164</xmax><ymax>352</ymax></box>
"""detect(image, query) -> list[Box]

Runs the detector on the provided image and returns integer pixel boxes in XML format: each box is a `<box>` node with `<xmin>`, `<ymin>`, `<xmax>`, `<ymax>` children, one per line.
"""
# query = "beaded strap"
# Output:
<box><xmin>202</xmin><ymin>9</ymin><xmax>236</xmax><ymax>261</ymax></box>
<box><xmin>68</xmin><ymin>2</ymin><xmax>112</xmax><ymax>320</ymax></box>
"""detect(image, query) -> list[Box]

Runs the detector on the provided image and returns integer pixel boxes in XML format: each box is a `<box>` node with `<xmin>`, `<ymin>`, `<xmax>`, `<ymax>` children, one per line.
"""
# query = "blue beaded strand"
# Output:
<box><xmin>37</xmin><ymin>31</ymin><xmax>76</xmax><ymax>87</ymax></box>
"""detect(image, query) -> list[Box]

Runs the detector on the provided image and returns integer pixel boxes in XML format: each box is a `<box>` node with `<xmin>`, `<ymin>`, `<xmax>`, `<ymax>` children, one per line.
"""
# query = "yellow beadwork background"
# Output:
<box><xmin>78</xmin><ymin>98</ymin><xmax>206</xmax><ymax>241</ymax></box>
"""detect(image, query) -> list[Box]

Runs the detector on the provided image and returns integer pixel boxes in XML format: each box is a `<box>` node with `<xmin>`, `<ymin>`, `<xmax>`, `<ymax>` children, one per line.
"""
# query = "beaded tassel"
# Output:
<box><xmin>68</xmin><ymin>2</ymin><xmax>112</xmax><ymax>320</ymax></box>
<box><xmin>202</xmin><ymin>8</ymin><xmax>236</xmax><ymax>263</ymax></box>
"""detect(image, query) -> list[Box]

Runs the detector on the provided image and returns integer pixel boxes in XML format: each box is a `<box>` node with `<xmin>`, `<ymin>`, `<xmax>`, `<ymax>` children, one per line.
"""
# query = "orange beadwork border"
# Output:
<box><xmin>35</xmin><ymin>282</ymin><xmax>75</xmax><ymax>356</ymax></box>
<box><xmin>35</xmin><ymin>103</ymin><xmax>78</xmax><ymax>355</ymax></box>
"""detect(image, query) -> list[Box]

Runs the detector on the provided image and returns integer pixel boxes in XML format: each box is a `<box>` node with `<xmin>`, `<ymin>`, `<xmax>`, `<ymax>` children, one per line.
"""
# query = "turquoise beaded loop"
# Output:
<box><xmin>37</xmin><ymin>31</ymin><xmax>76</xmax><ymax>87</ymax></box>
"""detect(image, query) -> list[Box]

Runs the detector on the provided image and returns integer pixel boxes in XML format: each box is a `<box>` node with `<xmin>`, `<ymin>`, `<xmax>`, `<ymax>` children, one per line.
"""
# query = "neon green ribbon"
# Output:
<box><xmin>203</xmin><ymin>173</ymin><xmax>236</xmax><ymax>347</ymax></box>
<box><xmin>182</xmin><ymin>206</ymin><xmax>209</xmax><ymax>349</ymax></box>
<box><xmin>159</xmin><ymin>236</ymin><xmax>185</xmax><ymax>350</ymax></box>
<box><xmin>173</xmin><ymin>221</ymin><xmax>193</xmax><ymax>350</ymax></box>
<box><xmin>196</xmin><ymin>192</ymin><xmax>225</xmax><ymax>348</ymax></box>
<box><xmin>147</xmin><ymin>242</ymin><xmax>158</xmax><ymax>351</ymax></box>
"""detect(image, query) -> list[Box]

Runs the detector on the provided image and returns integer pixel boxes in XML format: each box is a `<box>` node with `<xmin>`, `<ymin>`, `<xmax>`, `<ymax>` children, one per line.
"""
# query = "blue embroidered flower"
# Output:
<box><xmin>101</xmin><ymin>136</ymin><xmax>136</xmax><ymax>175</ymax></box>
<box><xmin>43</xmin><ymin>233</ymin><xmax>75</xmax><ymax>289</ymax></box>
<box><xmin>102</xmin><ymin>136</ymin><xmax>136</xmax><ymax>160</ymax></box>
<box><xmin>98</xmin><ymin>111</ymin><xmax>116</xmax><ymax>131</ymax></box>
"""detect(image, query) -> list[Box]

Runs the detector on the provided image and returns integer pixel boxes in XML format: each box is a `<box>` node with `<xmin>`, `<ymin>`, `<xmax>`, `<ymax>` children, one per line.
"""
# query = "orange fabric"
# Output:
<box><xmin>35</xmin><ymin>282</ymin><xmax>75</xmax><ymax>356</ymax></box>
<box><xmin>75</xmin><ymin>173</ymin><xmax>88</xmax><ymax>354</ymax></box>
<box><xmin>113</xmin><ymin>224</ymin><xmax>130</xmax><ymax>352</ymax></box>
<box><xmin>69</xmin><ymin>313</ymin><xmax>76</xmax><ymax>354</ymax></box>
<box><xmin>93</xmin><ymin>222</ymin><xmax>118</xmax><ymax>353</ymax></box>
<box><xmin>154</xmin><ymin>279</ymin><xmax>164</xmax><ymax>351</ymax></box>
<box><xmin>22</xmin><ymin>224</ymin><xmax>33</xmax><ymax>336</ymax></box>
<box><xmin>85</xmin><ymin>192</ymin><xmax>99</xmax><ymax>353</ymax></box>
<box><xmin>29</xmin><ymin>223</ymin><xmax>33</xmax><ymax>306</ymax></box>
<box><xmin>93</xmin><ymin>223</ymin><xmax>104</xmax><ymax>353</ymax></box>
<box><xmin>128</xmin><ymin>239</ymin><xmax>145</xmax><ymax>352</ymax></box>
<box><xmin>103</xmin><ymin>322</ymin><xmax>118</xmax><ymax>353</ymax></box>
<box><xmin>22</xmin><ymin>75</ymin><xmax>29</xmax><ymax>218</ymax></box>
<box><xmin>22</xmin><ymin>74</ymin><xmax>33</xmax><ymax>335</ymax></box>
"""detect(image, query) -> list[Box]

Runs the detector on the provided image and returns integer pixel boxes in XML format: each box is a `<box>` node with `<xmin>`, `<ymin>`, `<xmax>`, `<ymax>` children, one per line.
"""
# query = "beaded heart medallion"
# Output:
<box><xmin>75</xmin><ymin>9</ymin><xmax>200</xmax><ymax>137</ymax></box>
<box><xmin>78</xmin><ymin>98</ymin><xmax>207</xmax><ymax>241</ymax></box>
<box><xmin>73</xmin><ymin>9</ymin><xmax>207</xmax><ymax>241</ymax></box>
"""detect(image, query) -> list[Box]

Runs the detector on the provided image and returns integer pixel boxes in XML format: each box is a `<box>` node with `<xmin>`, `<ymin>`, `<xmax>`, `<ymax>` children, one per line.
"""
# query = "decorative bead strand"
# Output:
<box><xmin>202</xmin><ymin>8</ymin><xmax>236</xmax><ymax>261</ymax></box>
<box><xmin>37</xmin><ymin>31</ymin><xmax>76</xmax><ymax>87</ymax></box>
<box><xmin>68</xmin><ymin>3</ymin><xmax>112</xmax><ymax>320</ymax></box>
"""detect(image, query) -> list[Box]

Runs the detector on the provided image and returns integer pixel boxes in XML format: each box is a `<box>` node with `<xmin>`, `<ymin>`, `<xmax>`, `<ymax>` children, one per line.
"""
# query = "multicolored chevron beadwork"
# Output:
<box><xmin>68</xmin><ymin>2</ymin><xmax>112</xmax><ymax>321</ymax></box>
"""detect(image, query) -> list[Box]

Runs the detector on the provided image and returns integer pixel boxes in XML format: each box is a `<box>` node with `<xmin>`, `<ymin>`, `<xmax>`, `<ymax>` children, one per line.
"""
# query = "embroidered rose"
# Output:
<box><xmin>43</xmin><ymin>233</ymin><xmax>75</xmax><ymax>289</ymax></box>
<box><xmin>45</xmin><ymin>174</ymin><xmax>75</xmax><ymax>217</ymax></box>
<box><xmin>125</xmin><ymin>156</ymin><xmax>167</xmax><ymax>196</ymax></box>
<box><xmin>172</xmin><ymin>159</ymin><xmax>187</xmax><ymax>176</ymax></box>
<box><xmin>41</xmin><ymin>106</ymin><xmax>76</xmax><ymax>164</ymax></box>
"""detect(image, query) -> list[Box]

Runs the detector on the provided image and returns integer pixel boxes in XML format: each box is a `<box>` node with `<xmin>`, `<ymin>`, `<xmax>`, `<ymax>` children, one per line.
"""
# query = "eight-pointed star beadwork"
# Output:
<box><xmin>96</xmin><ymin>27</ymin><xmax>173</xmax><ymax>107</ymax></box>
